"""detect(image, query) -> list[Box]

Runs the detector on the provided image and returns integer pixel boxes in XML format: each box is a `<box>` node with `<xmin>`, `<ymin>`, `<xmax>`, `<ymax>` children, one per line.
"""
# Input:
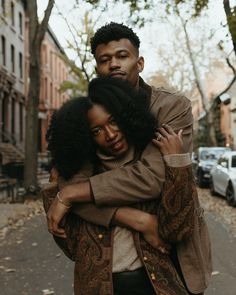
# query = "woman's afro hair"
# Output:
<box><xmin>46</xmin><ymin>97</ymin><xmax>95</xmax><ymax>180</ymax></box>
<box><xmin>88</xmin><ymin>77</ymin><xmax>157</xmax><ymax>151</ymax></box>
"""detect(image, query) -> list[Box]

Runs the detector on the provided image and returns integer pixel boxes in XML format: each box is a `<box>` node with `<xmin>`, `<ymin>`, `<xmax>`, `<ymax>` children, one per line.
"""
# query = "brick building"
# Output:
<box><xmin>0</xmin><ymin>0</ymin><xmax>26</xmax><ymax>154</ymax></box>
<box><xmin>1</xmin><ymin>2</ymin><xmax>71</xmax><ymax>156</ymax></box>
<box><xmin>38</xmin><ymin>27</ymin><xmax>70</xmax><ymax>152</ymax></box>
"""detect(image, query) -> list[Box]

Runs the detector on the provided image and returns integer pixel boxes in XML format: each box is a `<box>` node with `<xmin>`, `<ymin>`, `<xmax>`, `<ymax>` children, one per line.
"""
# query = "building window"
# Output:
<box><xmin>50</xmin><ymin>82</ymin><xmax>53</xmax><ymax>105</ymax></box>
<box><xmin>1</xmin><ymin>0</ymin><xmax>6</xmax><ymax>15</ymax></box>
<box><xmin>11</xmin><ymin>2</ymin><xmax>15</xmax><ymax>26</ymax></box>
<box><xmin>45</xmin><ymin>77</ymin><xmax>48</xmax><ymax>98</ymax></box>
<box><xmin>50</xmin><ymin>50</ymin><xmax>53</xmax><ymax>72</ymax></box>
<box><xmin>19</xmin><ymin>12</ymin><xmax>23</xmax><ymax>35</ymax></box>
<box><xmin>19</xmin><ymin>102</ymin><xmax>23</xmax><ymax>141</ymax></box>
<box><xmin>19</xmin><ymin>52</ymin><xmax>23</xmax><ymax>78</ymax></box>
<box><xmin>1</xmin><ymin>35</ymin><xmax>6</xmax><ymax>66</ymax></box>
<box><xmin>11</xmin><ymin>44</ymin><xmax>15</xmax><ymax>72</ymax></box>
<box><xmin>11</xmin><ymin>99</ymin><xmax>15</xmax><ymax>134</ymax></box>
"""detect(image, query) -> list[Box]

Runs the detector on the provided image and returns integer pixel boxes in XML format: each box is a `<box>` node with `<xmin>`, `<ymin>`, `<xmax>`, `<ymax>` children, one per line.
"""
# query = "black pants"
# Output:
<box><xmin>112</xmin><ymin>268</ymin><xmax>156</xmax><ymax>295</ymax></box>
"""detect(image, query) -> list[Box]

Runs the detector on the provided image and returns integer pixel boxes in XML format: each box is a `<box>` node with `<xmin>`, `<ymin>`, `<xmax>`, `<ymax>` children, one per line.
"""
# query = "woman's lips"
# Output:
<box><xmin>110</xmin><ymin>140</ymin><xmax>124</xmax><ymax>151</ymax></box>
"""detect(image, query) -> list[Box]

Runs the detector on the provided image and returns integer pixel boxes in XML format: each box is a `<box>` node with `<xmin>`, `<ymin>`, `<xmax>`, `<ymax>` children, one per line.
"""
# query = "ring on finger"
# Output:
<box><xmin>157</xmin><ymin>134</ymin><xmax>162</xmax><ymax>141</ymax></box>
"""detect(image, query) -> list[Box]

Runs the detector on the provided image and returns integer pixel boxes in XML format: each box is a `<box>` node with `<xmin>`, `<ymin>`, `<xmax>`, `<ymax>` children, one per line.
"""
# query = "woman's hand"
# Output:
<box><xmin>47</xmin><ymin>193</ymin><xmax>71</xmax><ymax>238</ymax></box>
<box><xmin>152</xmin><ymin>124</ymin><xmax>184</xmax><ymax>155</ymax></box>
<box><xmin>142</xmin><ymin>214</ymin><xmax>171</xmax><ymax>254</ymax></box>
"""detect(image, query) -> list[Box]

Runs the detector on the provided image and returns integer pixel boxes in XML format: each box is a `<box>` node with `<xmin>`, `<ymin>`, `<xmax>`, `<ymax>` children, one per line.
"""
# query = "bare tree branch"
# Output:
<box><xmin>214</xmin><ymin>57</ymin><xmax>236</xmax><ymax>99</ymax></box>
<box><xmin>38</xmin><ymin>0</ymin><xmax>55</xmax><ymax>45</ymax></box>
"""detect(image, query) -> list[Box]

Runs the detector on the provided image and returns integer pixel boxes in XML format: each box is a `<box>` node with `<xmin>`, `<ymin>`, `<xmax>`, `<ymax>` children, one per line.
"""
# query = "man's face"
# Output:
<box><xmin>95</xmin><ymin>38</ymin><xmax>144</xmax><ymax>88</ymax></box>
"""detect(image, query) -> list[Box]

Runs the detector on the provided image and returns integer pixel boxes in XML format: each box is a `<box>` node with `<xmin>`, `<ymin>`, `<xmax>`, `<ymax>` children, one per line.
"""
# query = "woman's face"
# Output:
<box><xmin>87</xmin><ymin>104</ymin><xmax>129</xmax><ymax>157</ymax></box>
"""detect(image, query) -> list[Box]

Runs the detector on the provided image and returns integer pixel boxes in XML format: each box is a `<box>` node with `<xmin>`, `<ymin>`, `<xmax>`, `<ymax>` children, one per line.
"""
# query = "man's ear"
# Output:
<box><xmin>137</xmin><ymin>56</ymin><xmax>144</xmax><ymax>73</ymax></box>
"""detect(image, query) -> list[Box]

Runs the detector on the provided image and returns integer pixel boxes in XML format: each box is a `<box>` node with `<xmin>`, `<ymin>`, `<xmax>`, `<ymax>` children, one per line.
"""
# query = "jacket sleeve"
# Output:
<box><xmin>157</xmin><ymin>164</ymin><xmax>196</xmax><ymax>243</ymax></box>
<box><xmin>90</xmin><ymin>92</ymin><xmax>193</xmax><ymax>209</ymax></box>
<box><xmin>59</xmin><ymin>169</ymin><xmax>118</xmax><ymax>228</ymax></box>
<box><xmin>41</xmin><ymin>184</ymin><xmax>80</xmax><ymax>261</ymax></box>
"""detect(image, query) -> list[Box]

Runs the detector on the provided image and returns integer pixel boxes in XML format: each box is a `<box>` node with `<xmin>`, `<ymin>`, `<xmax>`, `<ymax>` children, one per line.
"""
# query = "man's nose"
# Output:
<box><xmin>105</xmin><ymin>126</ymin><xmax>117</xmax><ymax>140</ymax></box>
<box><xmin>109</xmin><ymin>57</ymin><xmax>120</xmax><ymax>69</ymax></box>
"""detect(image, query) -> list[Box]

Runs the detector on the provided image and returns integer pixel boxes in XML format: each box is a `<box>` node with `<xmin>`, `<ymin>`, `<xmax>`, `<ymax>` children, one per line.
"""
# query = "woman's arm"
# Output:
<box><xmin>153</xmin><ymin>124</ymin><xmax>195</xmax><ymax>243</ymax></box>
<box><xmin>114</xmin><ymin>207</ymin><xmax>170</xmax><ymax>253</ymax></box>
<box><xmin>41</xmin><ymin>183</ymin><xmax>79</xmax><ymax>261</ymax></box>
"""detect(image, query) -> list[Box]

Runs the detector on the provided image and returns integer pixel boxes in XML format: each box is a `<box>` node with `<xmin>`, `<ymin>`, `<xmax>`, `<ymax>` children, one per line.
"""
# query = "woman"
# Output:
<box><xmin>43</xmin><ymin>77</ymin><xmax>195</xmax><ymax>295</ymax></box>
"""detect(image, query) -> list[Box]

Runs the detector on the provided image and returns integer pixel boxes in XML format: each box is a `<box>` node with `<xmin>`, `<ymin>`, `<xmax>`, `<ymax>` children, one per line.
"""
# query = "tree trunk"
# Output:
<box><xmin>24</xmin><ymin>51</ymin><xmax>40</xmax><ymax>191</ymax></box>
<box><xmin>206</xmin><ymin>109</ymin><xmax>217</xmax><ymax>146</ymax></box>
<box><xmin>177</xmin><ymin>8</ymin><xmax>217</xmax><ymax>146</ymax></box>
<box><xmin>223</xmin><ymin>0</ymin><xmax>236</xmax><ymax>57</ymax></box>
<box><xmin>24</xmin><ymin>0</ymin><xmax>54</xmax><ymax>193</ymax></box>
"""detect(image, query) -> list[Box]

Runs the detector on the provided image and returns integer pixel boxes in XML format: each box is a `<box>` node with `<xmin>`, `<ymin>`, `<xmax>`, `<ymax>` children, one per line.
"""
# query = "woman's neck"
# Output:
<box><xmin>96</xmin><ymin>145</ymin><xmax>136</xmax><ymax>170</ymax></box>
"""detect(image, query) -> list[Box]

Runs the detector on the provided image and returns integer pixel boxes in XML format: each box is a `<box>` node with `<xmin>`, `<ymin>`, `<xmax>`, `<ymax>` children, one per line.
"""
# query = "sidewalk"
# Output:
<box><xmin>0</xmin><ymin>200</ymin><xmax>44</xmax><ymax>238</ymax></box>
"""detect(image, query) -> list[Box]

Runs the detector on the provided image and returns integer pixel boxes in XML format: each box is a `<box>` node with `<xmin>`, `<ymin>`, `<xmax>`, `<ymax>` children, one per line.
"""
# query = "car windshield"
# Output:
<box><xmin>232</xmin><ymin>155</ymin><xmax>236</xmax><ymax>168</ymax></box>
<box><xmin>200</xmin><ymin>149</ymin><xmax>228</xmax><ymax>160</ymax></box>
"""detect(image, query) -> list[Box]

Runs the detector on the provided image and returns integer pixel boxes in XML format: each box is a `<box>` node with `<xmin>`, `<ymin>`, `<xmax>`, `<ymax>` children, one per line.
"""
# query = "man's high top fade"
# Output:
<box><xmin>90</xmin><ymin>22</ymin><xmax>140</xmax><ymax>55</ymax></box>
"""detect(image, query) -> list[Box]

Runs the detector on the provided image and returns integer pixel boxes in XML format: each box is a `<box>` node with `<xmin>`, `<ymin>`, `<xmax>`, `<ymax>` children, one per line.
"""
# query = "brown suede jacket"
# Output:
<box><xmin>42</xmin><ymin>164</ymin><xmax>198</xmax><ymax>295</ymax></box>
<box><xmin>42</xmin><ymin>81</ymin><xmax>212</xmax><ymax>294</ymax></box>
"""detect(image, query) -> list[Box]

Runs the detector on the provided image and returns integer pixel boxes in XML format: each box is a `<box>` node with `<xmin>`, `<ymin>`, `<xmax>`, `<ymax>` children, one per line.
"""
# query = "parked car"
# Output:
<box><xmin>192</xmin><ymin>147</ymin><xmax>231</xmax><ymax>187</ymax></box>
<box><xmin>210</xmin><ymin>151</ymin><xmax>236</xmax><ymax>207</ymax></box>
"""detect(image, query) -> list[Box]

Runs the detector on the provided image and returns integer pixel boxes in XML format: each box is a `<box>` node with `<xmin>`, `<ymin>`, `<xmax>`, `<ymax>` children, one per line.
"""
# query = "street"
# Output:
<box><xmin>0</xmin><ymin>188</ymin><xmax>236</xmax><ymax>295</ymax></box>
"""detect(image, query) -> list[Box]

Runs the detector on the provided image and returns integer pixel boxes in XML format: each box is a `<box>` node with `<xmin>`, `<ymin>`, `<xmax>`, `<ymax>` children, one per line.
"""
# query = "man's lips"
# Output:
<box><xmin>109</xmin><ymin>71</ymin><xmax>126</xmax><ymax>77</ymax></box>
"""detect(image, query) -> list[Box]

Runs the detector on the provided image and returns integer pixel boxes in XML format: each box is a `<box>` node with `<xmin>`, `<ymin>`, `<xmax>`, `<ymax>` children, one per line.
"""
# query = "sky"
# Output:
<box><xmin>37</xmin><ymin>0</ymin><xmax>232</xmax><ymax>79</ymax></box>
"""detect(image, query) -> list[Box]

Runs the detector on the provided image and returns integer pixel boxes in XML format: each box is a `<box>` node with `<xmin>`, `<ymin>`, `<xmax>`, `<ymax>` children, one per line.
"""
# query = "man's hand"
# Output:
<box><xmin>153</xmin><ymin>124</ymin><xmax>184</xmax><ymax>155</ymax></box>
<box><xmin>47</xmin><ymin>195</ymin><xmax>70</xmax><ymax>238</ymax></box>
<box><xmin>142</xmin><ymin>214</ymin><xmax>171</xmax><ymax>254</ymax></box>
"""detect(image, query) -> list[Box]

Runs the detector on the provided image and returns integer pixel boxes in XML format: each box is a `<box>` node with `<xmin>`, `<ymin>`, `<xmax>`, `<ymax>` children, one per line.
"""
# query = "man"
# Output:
<box><xmin>46</xmin><ymin>23</ymin><xmax>212</xmax><ymax>294</ymax></box>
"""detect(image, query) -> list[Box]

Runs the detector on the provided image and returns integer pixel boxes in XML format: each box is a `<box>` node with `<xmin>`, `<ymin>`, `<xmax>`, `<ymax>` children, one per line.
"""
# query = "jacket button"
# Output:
<box><xmin>98</xmin><ymin>234</ymin><xmax>103</xmax><ymax>239</ymax></box>
<box><xmin>151</xmin><ymin>273</ymin><xmax>156</xmax><ymax>280</ymax></box>
<box><xmin>143</xmin><ymin>256</ymin><xmax>148</xmax><ymax>261</ymax></box>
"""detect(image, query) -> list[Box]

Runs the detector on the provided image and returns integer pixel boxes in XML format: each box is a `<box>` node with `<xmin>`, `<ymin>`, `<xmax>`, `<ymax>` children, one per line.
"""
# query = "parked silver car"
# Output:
<box><xmin>192</xmin><ymin>147</ymin><xmax>231</xmax><ymax>187</ymax></box>
<box><xmin>210</xmin><ymin>151</ymin><xmax>236</xmax><ymax>207</ymax></box>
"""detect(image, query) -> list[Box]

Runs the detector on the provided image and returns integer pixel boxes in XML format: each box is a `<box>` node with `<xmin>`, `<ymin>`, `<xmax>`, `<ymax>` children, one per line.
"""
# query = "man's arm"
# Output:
<box><xmin>89</xmin><ymin>91</ymin><xmax>193</xmax><ymax>206</ymax></box>
<box><xmin>61</xmin><ymin>91</ymin><xmax>193</xmax><ymax>208</ymax></box>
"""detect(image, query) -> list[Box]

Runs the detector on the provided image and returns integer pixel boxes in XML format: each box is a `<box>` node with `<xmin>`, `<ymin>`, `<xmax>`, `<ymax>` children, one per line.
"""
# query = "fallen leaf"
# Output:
<box><xmin>42</xmin><ymin>289</ymin><xmax>55</xmax><ymax>295</ymax></box>
<box><xmin>5</xmin><ymin>268</ymin><xmax>16</xmax><ymax>272</ymax></box>
<box><xmin>4</xmin><ymin>257</ymin><xmax>11</xmax><ymax>261</ymax></box>
<box><xmin>212</xmin><ymin>271</ymin><xmax>220</xmax><ymax>276</ymax></box>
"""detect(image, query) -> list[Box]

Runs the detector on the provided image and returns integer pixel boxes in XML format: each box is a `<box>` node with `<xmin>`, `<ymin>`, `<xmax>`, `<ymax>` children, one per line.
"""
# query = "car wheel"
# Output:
<box><xmin>226</xmin><ymin>183</ymin><xmax>236</xmax><ymax>207</ymax></box>
<box><xmin>198</xmin><ymin>171</ymin><xmax>204</xmax><ymax>188</ymax></box>
<box><xmin>209</xmin><ymin>177</ymin><xmax>217</xmax><ymax>196</ymax></box>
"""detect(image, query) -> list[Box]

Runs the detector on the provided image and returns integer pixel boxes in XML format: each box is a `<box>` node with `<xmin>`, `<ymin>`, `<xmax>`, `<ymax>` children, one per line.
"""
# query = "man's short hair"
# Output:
<box><xmin>90</xmin><ymin>22</ymin><xmax>140</xmax><ymax>55</ymax></box>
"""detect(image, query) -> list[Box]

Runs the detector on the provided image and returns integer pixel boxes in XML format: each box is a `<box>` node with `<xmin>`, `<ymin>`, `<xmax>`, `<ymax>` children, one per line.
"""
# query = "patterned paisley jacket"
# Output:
<box><xmin>42</xmin><ymin>164</ymin><xmax>211</xmax><ymax>295</ymax></box>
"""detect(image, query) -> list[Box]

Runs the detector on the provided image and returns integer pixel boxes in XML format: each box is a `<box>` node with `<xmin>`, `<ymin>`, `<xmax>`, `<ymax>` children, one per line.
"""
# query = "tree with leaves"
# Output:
<box><xmin>159</xmin><ymin>0</ymin><xmax>236</xmax><ymax>147</ymax></box>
